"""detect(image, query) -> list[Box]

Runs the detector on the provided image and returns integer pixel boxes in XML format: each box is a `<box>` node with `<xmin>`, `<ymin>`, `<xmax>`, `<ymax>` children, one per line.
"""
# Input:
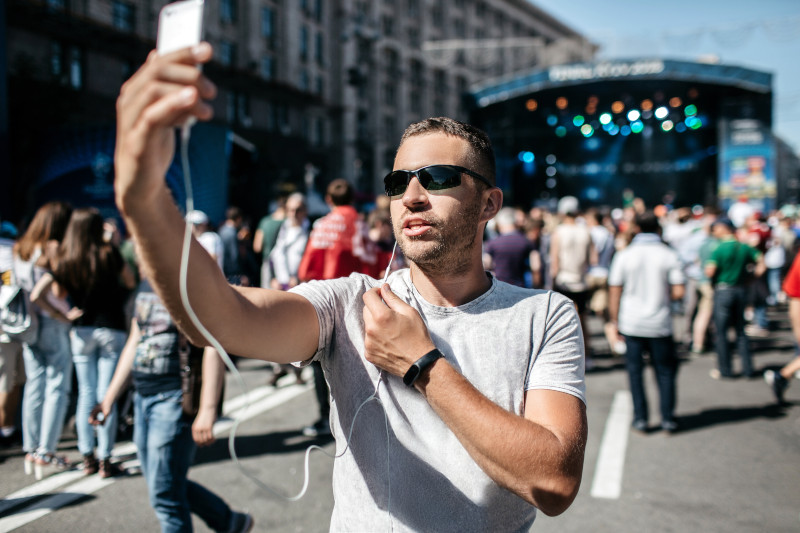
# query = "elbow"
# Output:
<box><xmin>528</xmin><ymin>476</ymin><xmax>582</xmax><ymax>517</ymax></box>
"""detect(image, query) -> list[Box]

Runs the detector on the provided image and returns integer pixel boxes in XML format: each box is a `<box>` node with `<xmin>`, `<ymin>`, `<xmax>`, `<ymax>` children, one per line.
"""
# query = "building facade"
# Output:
<box><xmin>4</xmin><ymin>0</ymin><xmax>592</xmax><ymax>224</ymax></box>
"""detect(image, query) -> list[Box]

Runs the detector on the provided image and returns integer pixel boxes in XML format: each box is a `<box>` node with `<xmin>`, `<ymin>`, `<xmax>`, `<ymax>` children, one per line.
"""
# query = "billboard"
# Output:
<box><xmin>718</xmin><ymin>119</ymin><xmax>776</xmax><ymax>213</ymax></box>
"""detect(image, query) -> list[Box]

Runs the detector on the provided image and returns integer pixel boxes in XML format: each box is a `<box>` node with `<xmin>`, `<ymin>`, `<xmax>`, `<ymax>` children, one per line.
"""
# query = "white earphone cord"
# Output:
<box><xmin>178</xmin><ymin>125</ymin><xmax>393</xmax><ymax>521</ymax></box>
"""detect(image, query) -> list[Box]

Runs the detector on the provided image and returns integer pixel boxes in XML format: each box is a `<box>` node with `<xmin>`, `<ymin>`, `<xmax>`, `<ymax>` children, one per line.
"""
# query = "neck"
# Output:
<box><xmin>407</xmin><ymin>252</ymin><xmax>491</xmax><ymax>307</ymax></box>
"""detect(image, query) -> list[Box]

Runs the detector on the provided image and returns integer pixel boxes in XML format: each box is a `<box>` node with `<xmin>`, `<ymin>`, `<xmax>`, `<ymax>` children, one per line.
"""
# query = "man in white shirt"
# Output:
<box><xmin>608</xmin><ymin>211</ymin><xmax>686</xmax><ymax>434</ymax></box>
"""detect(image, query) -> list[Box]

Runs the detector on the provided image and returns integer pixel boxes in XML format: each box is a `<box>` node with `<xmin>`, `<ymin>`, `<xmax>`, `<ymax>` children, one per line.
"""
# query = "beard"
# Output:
<box><xmin>393</xmin><ymin>197</ymin><xmax>483</xmax><ymax>276</ymax></box>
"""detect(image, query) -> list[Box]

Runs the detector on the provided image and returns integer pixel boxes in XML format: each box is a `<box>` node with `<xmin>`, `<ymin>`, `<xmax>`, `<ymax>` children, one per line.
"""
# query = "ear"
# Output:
<box><xmin>479</xmin><ymin>187</ymin><xmax>503</xmax><ymax>224</ymax></box>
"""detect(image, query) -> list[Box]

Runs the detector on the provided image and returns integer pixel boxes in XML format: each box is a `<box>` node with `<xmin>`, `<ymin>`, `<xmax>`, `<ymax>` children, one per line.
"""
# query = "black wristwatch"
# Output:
<box><xmin>403</xmin><ymin>349</ymin><xmax>444</xmax><ymax>387</ymax></box>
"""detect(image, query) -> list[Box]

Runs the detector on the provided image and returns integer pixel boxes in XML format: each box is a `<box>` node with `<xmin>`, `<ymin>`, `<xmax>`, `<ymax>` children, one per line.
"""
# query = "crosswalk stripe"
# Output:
<box><xmin>590</xmin><ymin>389</ymin><xmax>632</xmax><ymax>499</ymax></box>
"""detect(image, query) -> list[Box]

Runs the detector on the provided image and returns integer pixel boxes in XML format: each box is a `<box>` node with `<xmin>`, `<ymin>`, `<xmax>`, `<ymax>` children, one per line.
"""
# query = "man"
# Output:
<box><xmin>253</xmin><ymin>194</ymin><xmax>288</xmax><ymax>288</ymax></box>
<box><xmin>608</xmin><ymin>211</ymin><xmax>686</xmax><ymax>433</ymax></box>
<box><xmin>482</xmin><ymin>207</ymin><xmax>537</xmax><ymax>287</ymax></box>
<box><xmin>705</xmin><ymin>217</ymin><xmax>765</xmax><ymax>379</ymax></box>
<box><xmin>218</xmin><ymin>206</ymin><xmax>245</xmax><ymax>285</ymax></box>
<box><xmin>114</xmin><ymin>43</ymin><xmax>587</xmax><ymax>530</ymax></box>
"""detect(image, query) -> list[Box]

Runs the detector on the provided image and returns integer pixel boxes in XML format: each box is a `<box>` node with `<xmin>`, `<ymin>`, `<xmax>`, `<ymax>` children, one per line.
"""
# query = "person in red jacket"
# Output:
<box><xmin>764</xmin><ymin>251</ymin><xmax>800</xmax><ymax>404</ymax></box>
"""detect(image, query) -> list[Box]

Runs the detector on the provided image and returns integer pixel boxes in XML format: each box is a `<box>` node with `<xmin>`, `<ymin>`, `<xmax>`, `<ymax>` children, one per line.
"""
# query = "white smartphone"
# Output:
<box><xmin>157</xmin><ymin>0</ymin><xmax>205</xmax><ymax>55</ymax></box>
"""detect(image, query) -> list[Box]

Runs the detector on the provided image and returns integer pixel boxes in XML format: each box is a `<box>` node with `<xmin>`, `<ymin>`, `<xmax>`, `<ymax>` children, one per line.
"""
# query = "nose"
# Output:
<box><xmin>401</xmin><ymin>176</ymin><xmax>429</xmax><ymax>208</ymax></box>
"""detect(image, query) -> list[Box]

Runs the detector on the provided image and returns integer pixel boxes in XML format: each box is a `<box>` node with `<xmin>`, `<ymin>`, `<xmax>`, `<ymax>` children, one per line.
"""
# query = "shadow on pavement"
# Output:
<box><xmin>194</xmin><ymin>430</ymin><xmax>334</xmax><ymax>467</ymax></box>
<box><xmin>676</xmin><ymin>402</ymin><xmax>789</xmax><ymax>433</ymax></box>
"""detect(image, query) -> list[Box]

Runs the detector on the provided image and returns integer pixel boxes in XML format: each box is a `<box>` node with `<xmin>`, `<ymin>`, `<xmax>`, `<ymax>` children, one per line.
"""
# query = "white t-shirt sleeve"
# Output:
<box><xmin>526</xmin><ymin>292</ymin><xmax>586</xmax><ymax>403</ymax></box>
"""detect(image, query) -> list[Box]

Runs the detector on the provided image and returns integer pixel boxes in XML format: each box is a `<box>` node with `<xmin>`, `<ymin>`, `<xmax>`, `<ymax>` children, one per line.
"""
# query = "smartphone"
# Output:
<box><xmin>157</xmin><ymin>0</ymin><xmax>205</xmax><ymax>55</ymax></box>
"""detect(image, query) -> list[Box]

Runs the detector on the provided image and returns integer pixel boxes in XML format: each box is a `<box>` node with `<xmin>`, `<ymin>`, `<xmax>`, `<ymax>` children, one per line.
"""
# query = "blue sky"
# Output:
<box><xmin>532</xmin><ymin>0</ymin><xmax>800</xmax><ymax>153</ymax></box>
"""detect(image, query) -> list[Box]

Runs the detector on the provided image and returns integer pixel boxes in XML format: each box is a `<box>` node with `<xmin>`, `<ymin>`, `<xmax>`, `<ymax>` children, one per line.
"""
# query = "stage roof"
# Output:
<box><xmin>472</xmin><ymin>58</ymin><xmax>773</xmax><ymax>108</ymax></box>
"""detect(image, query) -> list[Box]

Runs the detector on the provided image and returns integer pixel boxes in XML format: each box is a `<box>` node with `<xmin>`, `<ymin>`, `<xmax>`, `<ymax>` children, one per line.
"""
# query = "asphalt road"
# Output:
<box><xmin>1</xmin><ymin>309</ymin><xmax>798</xmax><ymax>532</ymax></box>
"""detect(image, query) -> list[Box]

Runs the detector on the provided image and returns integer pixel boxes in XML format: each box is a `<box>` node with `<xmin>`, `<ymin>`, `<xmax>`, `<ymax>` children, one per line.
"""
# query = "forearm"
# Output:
<box><xmin>608</xmin><ymin>285</ymin><xmax>622</xmax><ymax>322</ymax></box>
<box><xmin>415</xmin><ymin>361</ymin><xmax>586</xmax><ymax>515</ymax></box>
<box><xmin>103</xmin><ymin>332</ymin><xmax>137</xmax><ymax>409</ymax></box>
<box><xmin>199</xmin><ymin>347</ymin><xmax>224</xmax><ymax>413</ymax></box>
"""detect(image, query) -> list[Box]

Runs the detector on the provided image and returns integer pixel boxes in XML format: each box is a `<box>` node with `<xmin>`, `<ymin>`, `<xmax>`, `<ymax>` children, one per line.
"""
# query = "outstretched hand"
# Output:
<box><xmin>362</xmin><ymin>284</ymin><xmax>436</xmax><ymax>378</ymax></box>
<box><xmin>114</xmin><ymin>43</ymin><xmax>217</xmax><ymax>211</ymax></box>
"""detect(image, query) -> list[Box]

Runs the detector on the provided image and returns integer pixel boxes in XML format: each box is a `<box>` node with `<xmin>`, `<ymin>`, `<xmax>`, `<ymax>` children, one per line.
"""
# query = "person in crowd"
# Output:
<box><xmin>266</xmin><ymin>193</ymin><xmax>310</xmax><ymax>386</ymax></box>
<box><xmin>705</xmin><ymin>217</ymin><xmax>765</xmax><ymax>380</ymax></box>
<box><xmin>688</xmin><ymin>209</ymin><xmax>720</xmax><ymax>355</ymax></box>
<box><xmin>253</xmin><ymin>193</ymin><xmax>288</xmax><ymax>288</ymax></box>
<box><xmin>90</xmin><ymin>268</ymin><xmax>253</xmax><ymax>533</ymax></box>
<box><xmin>742</xmin><ymin>212</ymin><xmax>772</xmax><ymax>336</ymax></box>
<box><xmin>218</xmin><ymin>206</ymin><xmax>245</xmax><ymax>285</ymax></box>
<box><xmin>585</xmin><ymin>208</ymin><xmax>619</xmax><ymax>355</ymax></box>
<box><xmin>12</xmin><ymin>202</ymin><xmax>75</xmax><ymax>479</ymax></box>
<box><xmin>296</xmin><ymin>178</ymin><xmax>376</xmax><ymax>437</ymax></box>
<box><xmin>550</xmin><ymin>196</ymin><xmax>596</xmax><ymax>365</ymax></box>
<box><xmin>764</xmin><ymin>249</ymin><xmax>800</xmax><ymax>404</ymax></box>
<box><xmin>0</xmin><ymin>222</ymin><xmax>25</xmax><ymax>447</ymax></box>
<box><xmin>608</xmin><ymin>211</ymin><xmax>686</xmax><ymax>433</ymax></box>
<box><xmin>482</xmin><ymin>207</ymin><xmax>537</xmax><ymax>287</ymax></box>
<box><xmin>114</xmin><ymin>50</ymin><xmax>586</xmax><ymax>529</ymax></box>
<box><xmin>523</xmin><ymin>217</ymin><xmax>545</xmax><ymax>289</ymax></box>
<box><xmin>44</xmin><ymin>207</ymin><xmax>136</xmax><ymax>477</ymax></box>
<box><xmin>186</xmin><ymin>210</ymin><xmax>223</xmax><ymax>271</ymax></box>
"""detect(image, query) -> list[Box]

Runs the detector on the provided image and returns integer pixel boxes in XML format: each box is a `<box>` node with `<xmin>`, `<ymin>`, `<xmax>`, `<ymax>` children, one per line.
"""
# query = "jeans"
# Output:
<box><xmin>624</xmin><ymin>335</ymin><xmax>679</xmax><ymax>424</ymax></box>
<box><xmin>21</xmin><ymin>316</ymin><xmax>73</xmax><ymax>455</ymax></box>
<box><xmin>134</xmin><ymin>389</ymin><xmax>232</xmax><ymax>533</ymax></box>
<box><xmin>71</xmin><ymin>326</ymin><xmax>126</xmax><ymax>459</ymax></box>
<box><xmin>713</xmin><ymin>286</ymin><xmax>753</xmax><ymax>377</ymax></box>
<box><xmin>766</xmin><ymin>268</ymin><xmax>782</xmax><ymax>303</ymax></box>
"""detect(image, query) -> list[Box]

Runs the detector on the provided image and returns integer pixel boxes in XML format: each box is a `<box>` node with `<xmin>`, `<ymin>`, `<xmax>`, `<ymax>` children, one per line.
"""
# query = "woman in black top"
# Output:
<box><xmin>51</xmin><ymin>208</ymin><xmax>135</xmax><ymax>477</ymax></box>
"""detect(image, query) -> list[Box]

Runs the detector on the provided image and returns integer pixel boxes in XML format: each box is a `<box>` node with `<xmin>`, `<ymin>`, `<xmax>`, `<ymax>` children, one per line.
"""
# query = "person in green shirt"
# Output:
<box><xmin>705</xmin><ymin>218</ymin><xmax>765</xmax><ymax>379</ymax></box>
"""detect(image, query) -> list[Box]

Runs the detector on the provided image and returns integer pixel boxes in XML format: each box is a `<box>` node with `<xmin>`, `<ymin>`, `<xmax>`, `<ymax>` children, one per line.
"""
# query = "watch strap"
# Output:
<box><xmin>403</xmin><ymin>349</ymin><xmax>444</xmax><ymax>387</ymax></box>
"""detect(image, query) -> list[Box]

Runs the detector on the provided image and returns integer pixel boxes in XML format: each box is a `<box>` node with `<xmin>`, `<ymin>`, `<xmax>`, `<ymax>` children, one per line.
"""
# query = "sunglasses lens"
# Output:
<box><xmin>420</xmin><ymin>166</ymin><xmax>462</xmax><ymax>190</ymax></box>
<box><xmin>383</xmin><ymin>166</ymin><xmax>464</xmax><ymax>195</ymax></box>
<box><xmin>384</xmin><ymin>171</ymin><xmax>411</xmax><ymax>196</ymax></box>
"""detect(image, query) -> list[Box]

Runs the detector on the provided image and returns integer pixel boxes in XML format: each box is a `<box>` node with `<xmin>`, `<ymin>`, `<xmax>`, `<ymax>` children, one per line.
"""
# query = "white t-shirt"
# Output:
<box><xmin>608</xmin><ymin>233</ymin><xmax>685</xmax><ymax>338</ymax></box>
<box><xmin>197</xmin><ymin>231</ymin><xmax>224</xmax><ymax>271</ymax></box>
<box><xmin>291</xmin><ymin>269</ymin><xmax>585</xmax><ymax>532</ymax></box>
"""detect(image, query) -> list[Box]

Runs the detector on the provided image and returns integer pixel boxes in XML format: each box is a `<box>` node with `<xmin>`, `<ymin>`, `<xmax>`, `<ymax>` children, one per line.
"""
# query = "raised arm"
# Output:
<box><xmin>113</xmin><ymin>45</ymin><xmax>317</xmax><ymax>363</ymax></box>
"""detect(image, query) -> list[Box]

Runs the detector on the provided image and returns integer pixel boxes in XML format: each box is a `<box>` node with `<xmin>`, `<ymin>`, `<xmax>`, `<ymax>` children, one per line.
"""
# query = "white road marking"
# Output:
<box><xmin>590</xmin><ymin>389</ymin><xmax>633</xmax><ymax>499</ymax></box>
<box><xmin>0</xmin><ymin>380</ymin><xmax>313</xmax><ymax>531</ymax></box>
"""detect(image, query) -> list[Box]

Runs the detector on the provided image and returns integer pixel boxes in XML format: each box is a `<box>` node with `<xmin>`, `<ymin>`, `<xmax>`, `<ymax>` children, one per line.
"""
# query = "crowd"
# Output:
<box><xmin>2</xmin><ymin>184</ymin><xmax>799</xmax><ymax>528</ymax></box>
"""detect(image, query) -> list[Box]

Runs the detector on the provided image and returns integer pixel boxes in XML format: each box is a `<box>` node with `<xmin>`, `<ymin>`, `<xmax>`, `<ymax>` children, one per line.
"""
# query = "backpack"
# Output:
<box><xmin>0</xmin><ymin>260</ymin><xmax>39</xmax><ymax>345</ymax></box>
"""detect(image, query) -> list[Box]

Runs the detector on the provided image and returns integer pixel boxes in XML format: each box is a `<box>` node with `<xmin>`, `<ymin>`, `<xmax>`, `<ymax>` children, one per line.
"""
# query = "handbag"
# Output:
<box><xmin>178</xmin><ymin>334</ymin><xmax>204</xmax><ymax>418</ymax></box>
<box><xmin>0</xmin><ymin>259</ymin><xmax>39</xmax><ymax>345</ymax></box>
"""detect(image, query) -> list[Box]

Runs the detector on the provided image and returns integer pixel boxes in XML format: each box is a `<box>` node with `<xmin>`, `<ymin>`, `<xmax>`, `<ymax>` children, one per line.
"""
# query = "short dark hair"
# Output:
<box><xmin>326</xmin><ymin>178</ymin><xmax>355</xmax><ymax>206</ymax></box>
<box><xmin>634</xmin><ymin>210</ymin><xmax>661</xmax><ymax>234</ymax></box>
<box><xmin>226</xmin><ymin>206</ymin><xmax>242</xmax><ymax>221</ymax></box>
<box><xmin>399</xmin><ymin>117</ymin><xmax>496</xmax><ymax>186</ymax></box>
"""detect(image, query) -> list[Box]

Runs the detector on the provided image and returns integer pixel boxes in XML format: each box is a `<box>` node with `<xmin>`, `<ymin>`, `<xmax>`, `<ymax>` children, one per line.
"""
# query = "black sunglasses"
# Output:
<box><xmin>383</xmin><ymin>164</ymin><xmax>493</xmax><ymax>197</ymax></box>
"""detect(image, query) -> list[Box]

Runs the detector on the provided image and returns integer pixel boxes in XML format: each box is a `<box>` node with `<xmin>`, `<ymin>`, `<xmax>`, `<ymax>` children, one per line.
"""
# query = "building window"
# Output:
<box><xmin>383</xmin><ymin>82</ymin><xmax>396</xmax><ymax>106</ymax></box>
<box><xmin>408</xmin><ymin>0</ymin><xmax>419</xmax><ymax>17</ymax></box>
<box><xmin>261</xmin><ymin>56</ymin><xmax>274</xmax><ymax>79</ymax></box>
<box><xmin>315</xmin><ymin>32</ymin><xmax>324</xmax><ymax>65</ymax></box>
<box><xmin>219</xmin><ymin>41</ymin><xmax>236</xmax><ymax>67</ymax></box>
<box><xmin>261</xmin><ymin>7</ymin><xmax>275</xmax><ymax>46</ymax></box>
<box><xmin>112</xmin><ymin>1</ymin><xmax>135</xmax><ymax>31</ymax></box>
<box><xmin>50</xmin><ymin>42</ymin><xmax>63</xmax><ymax>80</ymax></box>
<box><xmin>220</xmin><ymin>0</ymin><xmax>237</xmax><ymax>23</ymax></box>
<box><xmin>382</xmin><ymin>16</ymin><xmax>394</xmax><ymax>37</ymax></box>
<box><xmin>314</xmin><ymin>0</ymin><xmax>323</xmax><ymax>22</ymax></box>
<box><xmin>69</xmin><ymin>47</ymin><xmax>82</xmax><ymax>90</ymax></box>
<box><xmin>299</xmin><ymin>69</ymin><xmax>309</xmax><ymax>91</ymax></box>
<box><xmin>299</xmin><ymin>26</ymin><xmax>309</xmax><ymax>62</ymax></box>
<box><xmin>315</xmin><ymin>75</ymin><xmax>324</xmax><ymax>96</ymax></box>
<box><xmin>45</xmin><ymin>0</ymin><xmax>66</xmax><ymax>11</ymax></box>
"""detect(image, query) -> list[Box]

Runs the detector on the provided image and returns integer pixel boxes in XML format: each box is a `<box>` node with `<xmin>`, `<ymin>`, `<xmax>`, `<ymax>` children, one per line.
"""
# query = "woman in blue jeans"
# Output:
<box><xmin>49</xmin><ymin>208</ymin><xmax>136</xmax><ymax>477</ymax></box>
<box><xmin>13</xmin><ymin>201</ymin><xmax>75</xmax><ymax>479</ymax></box>
<box><xmin>90</xmin><ymin>277</ymin><xmax>253</xmax><ymax>532</ymax></box>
